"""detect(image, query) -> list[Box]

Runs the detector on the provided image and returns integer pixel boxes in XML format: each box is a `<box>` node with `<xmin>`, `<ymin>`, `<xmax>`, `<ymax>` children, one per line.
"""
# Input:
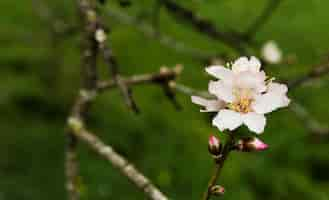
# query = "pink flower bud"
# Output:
<box><xmin>210</xmin><ymin>185</ymin><xmax>225</xmax><ymax>196</ymax></box>
<box><xmin>208</xmin><ymin>135</ymin><xmax>221</xmax><ymax>155</ymax></box>
<box><xmin>236</xmin><ymin>137</ymin><xmax>268</xmax><ymax>152</ymax></box>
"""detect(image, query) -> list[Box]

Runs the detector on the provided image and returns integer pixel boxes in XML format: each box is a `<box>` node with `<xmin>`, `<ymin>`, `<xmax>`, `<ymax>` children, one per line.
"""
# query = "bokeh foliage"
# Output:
<box><xmin>0</xmin><ymin>0</ymin><xmax>328</xmax><ymax>199</ymax></box>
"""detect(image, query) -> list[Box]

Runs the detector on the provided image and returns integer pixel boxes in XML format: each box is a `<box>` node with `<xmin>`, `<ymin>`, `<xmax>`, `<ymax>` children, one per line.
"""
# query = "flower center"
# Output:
<box><xmin>230</xmin><ymin>98</ymin><xmax>252</xmax><ymax>113</ymax></box>
<box><xmin>229</xmin><ymin>88</ymin><xmax>253</xmax><ymax>113</ymax></box>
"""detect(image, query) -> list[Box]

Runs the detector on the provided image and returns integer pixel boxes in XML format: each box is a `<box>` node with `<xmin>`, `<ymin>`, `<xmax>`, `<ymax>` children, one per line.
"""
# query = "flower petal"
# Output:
<box><xmin>212</xmin><ymin>109</ymin><xmax>243</xmax><ymax>131</ymax></box>
<box><xmin>232</xmin><ymin>56</ymin><xmax>261</xmax><ymax>73</ymax></box>
<box><xmin>252</xmin><ymin>83</ymin><xmax>290</xmax><ymax>114</ymax></box>
<box><xmin>232</xmin><ymin>57</ymin><xmax>249</xmax><ymax>73</ymax></box>
<box><xmin>267</xmin><ymin>82</ymin><xmax>288</xmax><ymax>94</ymax></box>
<box><xmin>249</xmin><ymin>56</ymin><xmax>261</xmax><ymax>72</ymax></box>
<box><xmin>205</xmin><ymin>65</ymin><xmax>233</xmax><ymax>83</ymax></box>
<box><xmin>243</xmin><ymin>112</ymin><xmax>266</xmax><ymax>134</ymax></box>
<box><xmin>191</xmin><ymin>96</ymin><xmax>224</xmax><ymax>112</ymax></box>
<box><xmin>209</xmin><ymin>80</ymin><xmax>235</xmax><ymax>103</ymax></box>
<box><xmin>235</xmin><ymin>71</ymin><xmax>266</xmax><ymax>93</ymax></box>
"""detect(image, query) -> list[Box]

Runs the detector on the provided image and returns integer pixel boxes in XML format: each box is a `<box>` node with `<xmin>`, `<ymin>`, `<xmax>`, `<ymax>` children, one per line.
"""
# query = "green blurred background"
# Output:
<box><xmin>0</xmin><ymin>0</ymin><xmax>328</xmax><ymax>199</ymax></box>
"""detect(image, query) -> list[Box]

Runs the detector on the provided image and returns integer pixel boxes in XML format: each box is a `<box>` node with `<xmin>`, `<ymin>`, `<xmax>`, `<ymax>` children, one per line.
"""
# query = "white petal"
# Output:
<box><xmin>232</xmin><ymin>57</ymin><xmax>249</xmax><ymax>73</ymax></box>
<box><xmin>191</xmin><ymin>96</ymin><xmax>224</xmax><ymax>112</ymax></box>
<box><xmin>243</xmin><ymin>112</ymin><xmax>266</xmax><ymax>134</ymax></box>
<box><xmin>235</xmin><ymin>71</ymin><xmax>266</xmax><ymax>92</ymax></box>
<box><xmin>267</xmin><ymin>82</ymin><xmax>288</xmax><ymax>94</ymax></box>
<box><xmin>249</xmin><ymin>56</ymin><xmax>262</xmax><ymax>72</ymax></box>
<box><xmin>208</xmin><ymin>80</ymin><xmax>235</xmax><ymax>103</ymax></box>
<box><xmin>212</xmin><ymin>109</ymin><xmax>243</xmax><ymax>131</ymax></box>
<box><xmin>252</xmin><ymin>87</ymin><xmax>290</xmax><ymax>114</ymax></box>
<box><xmin>205</xmin><ymin>65</ymin><xmax>233</xmax><ymax>83</ymax></box>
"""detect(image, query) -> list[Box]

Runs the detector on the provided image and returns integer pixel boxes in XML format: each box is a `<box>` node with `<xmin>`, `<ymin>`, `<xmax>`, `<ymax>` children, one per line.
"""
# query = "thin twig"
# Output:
<box><xmin>66</xmin><ymin>65</ymin><xmax>179</xmax><ymax>199</ymax></box>
<box><xmin>97</xmin><ymin>65</ymin><xmax>182</xmax><ymax>91</ymax></box>
<box><xmin>65</xmin><ymin>0</ymin><xmax>100</xmax><ymax>199</ymax></box>
<box><xmin>98</xmin><ymin>36</ymin><xmax>140</xmax><ymax>112</ymax></box>
<box><xmin>67</xmin><ymin>120</ymin><xmax>169</xmax><ymax>200</ymax></box>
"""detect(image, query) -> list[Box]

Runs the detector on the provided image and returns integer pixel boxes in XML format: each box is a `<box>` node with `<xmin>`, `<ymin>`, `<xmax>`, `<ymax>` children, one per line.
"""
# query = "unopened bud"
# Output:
<box><xmin>208</xmin><ymin>135</ymin><xmax>221</xmax><ymax>155</ymax></box>
<box><xmin>210</xmin><ymin>185</ymin><xmax>225</xmax><ymax>196</ymax></box>
<box><xmin>236</xmin><ymin>137</ymin><xmax>268</xmax><ymax>152</ymax></box>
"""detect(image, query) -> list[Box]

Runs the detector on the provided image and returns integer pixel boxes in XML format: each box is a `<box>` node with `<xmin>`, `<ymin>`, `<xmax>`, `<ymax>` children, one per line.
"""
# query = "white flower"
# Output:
<box><xmin>261</xmin><ymin>41</ymin><xmax>282</xmax><ymax>64</ymax></box>
<box><xmin>191</xmin><ymin>56</ymin><xmax>290</xmax><ymax>134</ymax></box>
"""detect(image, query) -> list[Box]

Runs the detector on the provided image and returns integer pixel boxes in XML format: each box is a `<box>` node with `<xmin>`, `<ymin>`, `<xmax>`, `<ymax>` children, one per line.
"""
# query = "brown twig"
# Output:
<box><xmin>98</xmin><ymin>32</ymin><xmax>140</xmax><ymax>112</ymax></box>
<box><xmin>97</xmin><ymin>65</ymin><xmax>182</xmax><ymax>91</ymax></box>
<box><xmin>65</xmin><ymin>63</ymin><xmax>179</xmax><ymax>199</ymax></box>
<box><xmin>65</xmin><ymin>1</ymin><xmax>100</xmax><ymax>200</ymax></box>
<box><xmin>67</xmin><ymin>119</ymin><xmax>169</xmax><ymax>200</ymax></box>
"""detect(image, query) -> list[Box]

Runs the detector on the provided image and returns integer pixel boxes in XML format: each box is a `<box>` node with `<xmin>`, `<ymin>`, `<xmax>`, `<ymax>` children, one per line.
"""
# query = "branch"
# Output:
<box><xmin>97</xmin><ymin>65</ymin><xmax>182</xmax><ymax>91</ymax></box>
<box><xmin>98</xmin><ymin>65</ymin><xmax>183</xmax><ymax>109</ymax></box>
<box><xmin>65</xmin><ymin>0</ymin><xmax>100</xmax><ymax>199</ymax></box>
<box><xmin>97</xmin><ymin>31</ymin><xmax>139</xmax><ymax>112</ymax></box>
<box><xmin>65</xmin><ymin>64</ymin><xmax>178</xmax><ymax>199</ymax></box>
<box><xmin>67</xmin><ymin>118</ymin><xmax>169</xmax><ymax>200</ymax></box>
<box><xmin>162</xmin><ymin>0</ymin><xmax>248</xmax><ymax>54</ymax></box>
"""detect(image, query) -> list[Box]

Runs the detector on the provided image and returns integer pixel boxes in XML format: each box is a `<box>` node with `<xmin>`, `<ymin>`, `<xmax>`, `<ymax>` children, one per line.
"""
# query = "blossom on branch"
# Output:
<box><xmin>192</xmin><ymin>56</ymin><xmax>290</xmax><ymax>134</ymax></box>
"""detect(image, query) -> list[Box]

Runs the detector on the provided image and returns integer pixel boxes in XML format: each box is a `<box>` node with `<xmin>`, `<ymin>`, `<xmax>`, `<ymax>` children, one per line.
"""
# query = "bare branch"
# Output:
<box><xmin>97</xmin><ymin>65</ymin><xmax>182</xmax><ymax>91</ymax></box>
<box><xmin>65</xmin><ymin>0</ymin><xmax>100</xmax><ymax>199</ymax></box>
<box><xmin>98</xmin><ymin>36</ymin><xmax>139</xmax><ymax>112</ymax></box>
<box><xmin>67</xmin><ymin>119</ymin><xmax>169</xmax><ymax>200</ymax></box>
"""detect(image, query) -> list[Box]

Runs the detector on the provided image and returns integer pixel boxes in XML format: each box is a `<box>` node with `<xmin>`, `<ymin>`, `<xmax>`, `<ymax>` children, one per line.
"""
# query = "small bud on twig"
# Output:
<box><xmin>235</xmin><ymin>137</ymin><xmax>268</xmax><ymax>152</ymax></box>
<box><xmin>208</xmin><ymin>135</ymin><xmax>221</xmax><ymax>156</ymax></box>
<box><xmin>210</xmin><ymin>185</ymin><xmax>225</xmax><ymax>196</ymax></box>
